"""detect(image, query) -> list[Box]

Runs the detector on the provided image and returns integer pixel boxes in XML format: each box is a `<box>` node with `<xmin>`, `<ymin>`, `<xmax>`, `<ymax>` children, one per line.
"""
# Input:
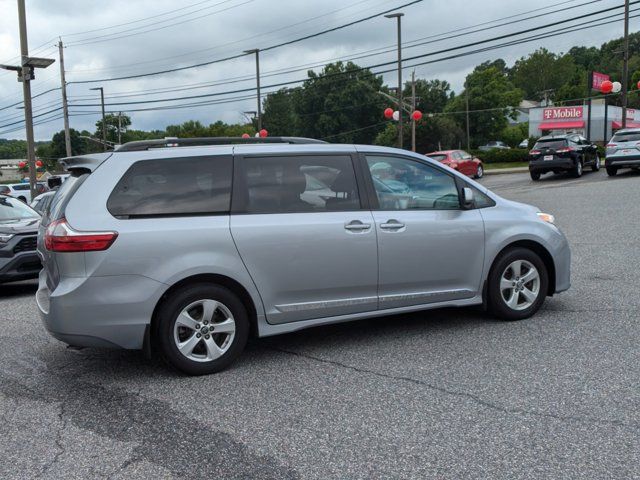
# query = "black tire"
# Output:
<box><xmin>572</xmin><ymin>158</ymin><xmax>583</xmax><ymax>178</ymax></box>
<box><xmin>530</xmin><ymin>171</ymin><xmax>541</xmax><ymax>181</ymax></box>
<box><xmin>592</xmin><ymin>155</ymin><xmax>601</xmax><ymax>172</ymax></box>
<box><xmin>487</xmin><ymin>247</ymin><xmax>549</xmax><ymax>321</ymax></box>
<box><xmin>474</xmin><ymin>165</ymin><xmax>484</xmax><ymax>179</ymax></box>
<box><xmin>606</xmin><ymin>166</ymin><xmax>618</xmax><ymax>177</ymax></box>
<box><xmin>156</xmin><ymin>283</ymin><xmax>249</xmax><ymax>375</ymax></box>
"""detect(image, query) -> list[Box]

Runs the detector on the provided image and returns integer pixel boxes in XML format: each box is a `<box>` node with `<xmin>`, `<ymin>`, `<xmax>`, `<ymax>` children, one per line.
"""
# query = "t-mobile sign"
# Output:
<box><xmin>543</xmin><ymin>107</ymin><xmax>583</xmax><ymax>120</ymax></box>
<box><xmin>591</xmin><ymin>71</ymin><xmax>610</xmax><ymax>90</ymax></box>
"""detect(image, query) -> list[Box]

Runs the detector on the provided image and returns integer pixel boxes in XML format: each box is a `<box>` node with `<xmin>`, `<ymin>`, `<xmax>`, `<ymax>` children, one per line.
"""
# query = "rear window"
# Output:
<box><xmin>47</xmin><ymin>172</ymin><xmax>87</xmax><ymax>220</ymax></box>
<box><xmin>533</xmin><ymin>139</ymin><xmax>568</xmax><ymax>150</ymax></box>
<box><xmin>107</xmin><ymin>156</ymin><xmax>232</xmax><ymax>218</ymax></box>
<box><xmin>428</xmin><ymin>154</ymin><xmax>447</xmax><ymax>162</ymax></box>
<box><xmin>611</xmin><ymin>132</ymin><xmax>640</xmax><ymax>143</ymax></box>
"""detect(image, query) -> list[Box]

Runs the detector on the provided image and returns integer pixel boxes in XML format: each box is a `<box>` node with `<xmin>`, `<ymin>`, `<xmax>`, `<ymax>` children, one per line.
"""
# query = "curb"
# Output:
<box><xmin>485</xmin><ymin>167</ymin><xmax>529</xmax><ymax>175</ymax></box>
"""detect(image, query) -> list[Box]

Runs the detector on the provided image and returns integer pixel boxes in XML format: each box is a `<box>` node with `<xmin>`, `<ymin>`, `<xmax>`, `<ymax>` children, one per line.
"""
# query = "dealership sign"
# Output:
<box><xmin>591</xmin><ymin>71</ymin><xmax>610</xmax><ymax>91</ymax></box>
<box><xmin>543</xmin><ymin>107</ymin><xmax>583</xmax><ymax>120</ymax></box>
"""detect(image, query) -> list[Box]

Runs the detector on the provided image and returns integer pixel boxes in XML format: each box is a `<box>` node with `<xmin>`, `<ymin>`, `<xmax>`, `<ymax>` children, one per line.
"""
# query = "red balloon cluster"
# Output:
<box><xmin>637</xmin><ymin>80</ymin><xmax>640</xmax><ymax>90</ymax></box>
<box><xmin>411</xmin><ymin>110</ymin><xmax>423</xmax><ymax>121</ymax></box>
<box><xmin>383</xmin><ymin>107</ymin><xmax>394</xmax><ymax>119</ymax></box>
<box><xmin>18</xmin><ymin>161</ymin><xmax>26</xmax><ymax>168</ymax></box>
<box><xmin>36</xmin><ymin>160</ymin><xmax>43</xmax><ymax>167</ymax></box>
<box><xmin>259</xmin><ymin>129</ymin><xmax>268</xmax><ymax>138</ymax></box>
<box><xmin>600</xmin><ymin>80</ymin><xmax>613</xmax><ymax>94</ymax></box>
<box><xmin>241</xmin><ymin>133</ymin><xmax>250</xmax><ymax>138</ymax></box>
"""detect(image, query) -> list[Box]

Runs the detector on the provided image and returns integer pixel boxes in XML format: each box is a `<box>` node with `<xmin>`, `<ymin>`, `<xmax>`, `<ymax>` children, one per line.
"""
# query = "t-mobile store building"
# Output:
<box><xmin>528</xmin><ymin>103</ymin><xmax>640</xmax><ymax>143</ymax></box>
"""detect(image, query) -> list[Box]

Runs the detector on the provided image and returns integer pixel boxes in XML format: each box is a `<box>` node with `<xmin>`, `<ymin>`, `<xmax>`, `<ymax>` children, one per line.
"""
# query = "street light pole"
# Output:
<box><xmin>244</xmin><ymin>49</ymin><xmax>262</xmax><ymax>131</ymax></box>
<box><xmin>621</xmin><ymin>0</ymin><xmax>630</xmax><ymax>128</ymax></box>
<box><xmin>58</xmin><ymin>39</ymin><xmax>72</xmax><ymax>157</ymax></box>
<box><xmin>91</xmin><ymin>87</ymin><xmax>107</xmax><ymax>151</ymax></box>
<box><xmin>385</xmin><ymin>12</ymin><xmax>404</xmax><ymax>149</ymax></box>
<box><xmin>17</xmin><ymin>0</ymin><xmax>37</xmax><ymax>201</ymax></box>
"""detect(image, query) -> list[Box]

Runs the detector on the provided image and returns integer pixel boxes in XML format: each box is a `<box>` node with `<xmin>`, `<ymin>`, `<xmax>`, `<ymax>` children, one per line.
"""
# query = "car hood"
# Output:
<box><xmin>502</xmin><ymin>198</ymin><xmax>540</xmax><ymax>214</ymax></box>
<box><xmin>0</xmin><ymin>217</ymin><xmax>40</xmax><ymax>234</ymax></box>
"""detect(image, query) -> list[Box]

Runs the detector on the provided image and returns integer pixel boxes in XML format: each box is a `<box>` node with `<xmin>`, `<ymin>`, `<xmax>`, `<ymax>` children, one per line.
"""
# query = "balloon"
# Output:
<box><xmin>411</xmin><ymin>110</ymin><xmax>423</xmax><ymax>121</ymax></box>
<box><xmin>637</xmin><ymin>80</ymin><xmax>640</xmax><ymax>90</ymax></box>
<box><xmin>612</xmin><ymin>81</ymin><xmax>622</xmax><ymax>93</ymax></box>
<box><xmin>600</xmin><ymin>80</ymin><xmax>613</xmax><ymax>94</ymax></box>
<box><xmin>241</xmin><ymin>133</ymin><xmax>250</xmax><ymax>138</ymax></box>
<box><xmin>392</xmin><ymin>110</ymin><xmax>400</xmax><ymax>121</ymax></box>
<box><xmin>36</xmin><ymin>160</ymin><xmax>43</xmax><ymax>167</ymax></box>
<box><xmin>254</xmin><ymin>132</ymin><xmax>260</xmax><ymax>137</ymax></box>
<box><xmin>383</xmin><ymin>107</ymin><xmax>394</xmax><ymax>119</ymax></box>
<box><xmin>18</xmin><ymin>161</ymin><xmax>26</xmax><ymax>168</ymax></box>
<box><xmin>259</xmin><ymin>129</ymin><xmax>268</xmax><ymax>138</ymax></box>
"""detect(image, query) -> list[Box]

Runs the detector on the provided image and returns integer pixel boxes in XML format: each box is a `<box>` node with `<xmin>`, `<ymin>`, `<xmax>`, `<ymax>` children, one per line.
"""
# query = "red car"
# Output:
<box><xmin>426</xmin><ymin>150</ymin><xmax>484</xmax><ymax>179</ymax></box>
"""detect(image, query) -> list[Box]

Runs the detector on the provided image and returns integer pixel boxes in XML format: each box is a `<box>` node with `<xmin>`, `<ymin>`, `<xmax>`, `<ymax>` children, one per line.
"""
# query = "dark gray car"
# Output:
<box><xmin>0</xmin><ymin>195</ymin><xmax>41</xmax><ymax>283</ymax></box>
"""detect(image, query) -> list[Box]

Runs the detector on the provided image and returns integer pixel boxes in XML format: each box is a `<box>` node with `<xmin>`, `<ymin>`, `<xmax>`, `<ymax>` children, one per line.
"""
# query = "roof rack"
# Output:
<box><xmin>115</xmin><ymin>136</ymin><xmax>327</xmax><ymax>152</ymax></box>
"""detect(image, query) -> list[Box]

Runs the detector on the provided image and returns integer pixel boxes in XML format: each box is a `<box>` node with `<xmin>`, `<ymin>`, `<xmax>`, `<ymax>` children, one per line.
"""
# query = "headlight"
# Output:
<box><xmin>537</xmin><ymin>212</ymin><xmax>555</xmax><ymax>225</ymax></box>
<box><xmin>0</xmin><ymin>233</ymin><xmax>14</xmax><ymax>243</ymax></box>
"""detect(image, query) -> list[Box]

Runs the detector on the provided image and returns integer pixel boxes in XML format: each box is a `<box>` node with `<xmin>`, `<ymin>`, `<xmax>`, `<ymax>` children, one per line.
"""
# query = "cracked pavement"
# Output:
<box><xmin>0</xmin><ymin>170</ymin><xmax>639</xmax><ymax>479</ymax></box>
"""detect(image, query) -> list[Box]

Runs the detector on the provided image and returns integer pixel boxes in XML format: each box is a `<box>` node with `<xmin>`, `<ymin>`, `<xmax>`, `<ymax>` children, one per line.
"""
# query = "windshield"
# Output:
<box><xmin>533</xmin><ymin>139</ymin><xmax>568</xmax><ymax>150</ymax></box>
<box><xmin>0</xmin><ymin>196</ymin><xmax>40</xmax><ymax>222</ymax></box>
<box><xmin>611</xmin><ymin>132</ymin><xmax>640</xmax><ymax>143</ymax></box>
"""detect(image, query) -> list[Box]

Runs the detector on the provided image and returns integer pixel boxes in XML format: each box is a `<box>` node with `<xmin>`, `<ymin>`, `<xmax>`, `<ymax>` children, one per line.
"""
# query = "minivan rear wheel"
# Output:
<box><xmin>487</xmin><ymin>248</ymin><xmax>548</xmax><ymax>321</ymax></box>
<box><xmin>156</xmin><ymin>283</ymin><xmax>249</xmax><ymax>375</ymax></box>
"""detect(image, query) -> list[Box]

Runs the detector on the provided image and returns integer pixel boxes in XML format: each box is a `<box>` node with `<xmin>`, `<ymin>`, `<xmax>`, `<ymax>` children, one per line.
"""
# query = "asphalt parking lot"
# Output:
<box><xmin>1</xmin><ymin>169</ymin><xmax>639</xmax><ymax>479</ymax></box>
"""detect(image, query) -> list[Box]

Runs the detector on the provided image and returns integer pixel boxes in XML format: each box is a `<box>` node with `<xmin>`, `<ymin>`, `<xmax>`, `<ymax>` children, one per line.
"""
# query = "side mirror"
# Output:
<box><xmin>462</xmin><ymin>187</ymin><xmax>474</xmax><ymax>209</ymax></box>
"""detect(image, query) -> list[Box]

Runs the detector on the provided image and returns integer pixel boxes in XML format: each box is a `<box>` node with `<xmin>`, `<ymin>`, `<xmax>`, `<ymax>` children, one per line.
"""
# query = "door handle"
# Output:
<box><xmin>380</xmin><ymin>220</ymin><xmax>405</xmax><ymax>230</ymax></box>
<box><xmin>345</xmin><ymin>221</ymin><xmax>371</xmax><ymax>231</ymax></box>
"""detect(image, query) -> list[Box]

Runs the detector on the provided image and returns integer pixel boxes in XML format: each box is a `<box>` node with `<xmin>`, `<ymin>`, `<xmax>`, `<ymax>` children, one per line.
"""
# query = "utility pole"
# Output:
<box><xmin>386</xmin><ymin>12</ymin><xmax>404</xmax><ymax>149</ymax></box>
<box><xmin>465</xmin><ymin>81</ymin><xmax>470</xmax><ymax>151</ymax></box>
<box><xmin>18</xmin><ymin>0</ymin><xmax>37</xmax><ymax>201</ymax></box>
<box><xmin>411</xmin><ymin>70</ymin><xmax>416</xmax><ymax>152</ymax></box>
<box><xmin>91</xmin><ymin>86</ymin><xmax>107</xmax><ymax>151</ymax></box>
<box><xmin>621</xmin><ymin>0</ymin><xmax>630</xmax><ymax>128</ymax></box>
<box><xmin>244</xmin><ymin>49</ymin><xmax>261</xmax><ymax>131</ymax></box>
<box><xmin>58</xmin><ymin>39</ymin><xmax>71</xmax><ymax>157</ymax></box>
<box><xmin>117</xmin><ymin>112</ymin><xmax>122</xmax><ymax>145</ymax></box>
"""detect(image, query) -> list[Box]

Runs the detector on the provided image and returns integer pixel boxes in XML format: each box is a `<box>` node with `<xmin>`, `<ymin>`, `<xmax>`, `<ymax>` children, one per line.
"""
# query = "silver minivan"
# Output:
<box><xmin>37</xmin><ymin>138</ymin><xmax>570</xmax><ymax>375</ymax></box>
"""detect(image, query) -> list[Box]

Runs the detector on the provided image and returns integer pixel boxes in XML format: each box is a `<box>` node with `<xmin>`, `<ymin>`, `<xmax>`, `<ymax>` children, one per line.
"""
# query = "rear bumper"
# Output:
<box><xmin>37</xmin><ymin>271</ymin><xmax>166</xmax><ymax>349</ymax></box>
<box><xmin>0</xmin><ymin>252</ymin><xmax>41</xmax><ymax>283</ymax></box>
<box><xmin>605</xmin><ymin>155</ymin><xmax>640</xmax><ymax>168</ymax></box>
<box><xmin>529</xmin><ymin>158</ymin><xmax>574</xmax><ymax>172</ymax></box>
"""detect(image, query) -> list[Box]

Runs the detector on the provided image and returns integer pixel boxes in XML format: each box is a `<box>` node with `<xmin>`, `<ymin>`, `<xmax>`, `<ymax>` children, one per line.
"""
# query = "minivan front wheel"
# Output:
<box><xmin>487</xmin><ymin>248</ymin><xmax>548</xmax><ymax>321</ymax></box>
<box><xmin>156</xmin><ymin>284</ymin><xmax>249</xmax><ymax>375</ymax></box>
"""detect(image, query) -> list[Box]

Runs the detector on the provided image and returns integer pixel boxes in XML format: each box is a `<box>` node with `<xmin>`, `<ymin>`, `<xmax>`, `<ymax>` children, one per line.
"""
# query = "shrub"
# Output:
<box><xmin>470</xmin><ymin>148</ymin><xmax>529</xmax><ymax>164</ymax></box>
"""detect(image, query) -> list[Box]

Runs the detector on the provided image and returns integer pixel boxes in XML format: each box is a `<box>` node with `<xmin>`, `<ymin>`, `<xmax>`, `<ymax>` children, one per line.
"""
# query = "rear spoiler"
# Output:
<box><xmin>58</xmin><ymin>153</ymin><xmax>113</xmax><ymax>172</ymax></box>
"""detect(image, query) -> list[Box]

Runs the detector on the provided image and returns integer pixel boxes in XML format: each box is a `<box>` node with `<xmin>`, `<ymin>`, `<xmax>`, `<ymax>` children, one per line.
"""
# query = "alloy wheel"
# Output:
<box><xmin>500</xmin><ymin>260</ymin><xmax>540</xmax><ymax>311</ymax></box>
<box><xmin>173</xmin><ymin>299</ymin><xmax>236</xmax><ymax>362</ymax></box>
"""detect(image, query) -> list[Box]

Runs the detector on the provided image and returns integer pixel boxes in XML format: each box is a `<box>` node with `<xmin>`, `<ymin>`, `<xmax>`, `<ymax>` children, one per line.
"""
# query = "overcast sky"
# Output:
<box><xmin>0</xmin><ymin>0</ymin><xmax>636</xmax><ymax>140</ymax></box>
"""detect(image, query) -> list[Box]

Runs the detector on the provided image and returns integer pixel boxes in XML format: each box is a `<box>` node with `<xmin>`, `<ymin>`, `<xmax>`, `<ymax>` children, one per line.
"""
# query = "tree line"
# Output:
<box><xmin>4</xmin><ymin>31</ymin><xmax>640</xmax><ymax>164</ymax></box>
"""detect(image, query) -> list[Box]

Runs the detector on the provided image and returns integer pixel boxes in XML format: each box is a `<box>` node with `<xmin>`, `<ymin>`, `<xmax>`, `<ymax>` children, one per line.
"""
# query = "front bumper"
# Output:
<box><xmin>0</xmin><ymin>252</ymin><xmax>41</xmax><ymax>283</ymax></box>
<box><xmin>37</xmin><ymin>271</ymin><xmax>166</xmax><ymax>349</ymax></box>
<box><xmin>605</xmin><ymin>155</ymin><xmax>640</xmax><ymax>168</ymax></box>
<box><xmin>529</xmin><ymin>158</ymin><xmax>575</xmax><ymax>173</ymax></box>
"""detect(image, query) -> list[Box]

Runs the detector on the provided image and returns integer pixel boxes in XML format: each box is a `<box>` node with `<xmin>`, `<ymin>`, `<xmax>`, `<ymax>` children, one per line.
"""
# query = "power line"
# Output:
<box><xmin>67</xmin><ymin>0</ymin><xmax>423</xmax><ymax>84</ymax></box>
<box><xmin>65</xmin><ymin>0</ymin><xmax>255</xmax><ymax>47</ymax></box>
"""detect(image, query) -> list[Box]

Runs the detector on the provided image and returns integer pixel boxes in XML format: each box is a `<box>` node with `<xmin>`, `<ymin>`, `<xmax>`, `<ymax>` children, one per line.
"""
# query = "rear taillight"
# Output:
<box><xmin>606</xmin><ymin>143</ymin><xmax>617</xmax><ymax>148</ymax></box>
<box><xmin>529</xmin><ymin>149</ymin><xmax>541</xmax><ymax>155</ymax></box>
<box><xmin>44</xmin><ymin>218</ymin><xmax>118</xmax><ymax>252</ymax></box>
<box><xmin>556</xmin><ymin>147</ymin><xmax>573</xmax><ymax>153</ymax></box>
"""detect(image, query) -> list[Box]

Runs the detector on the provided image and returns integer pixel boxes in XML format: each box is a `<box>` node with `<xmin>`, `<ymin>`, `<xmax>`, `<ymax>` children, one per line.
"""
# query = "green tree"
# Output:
<box><xmin>510</xmin><ymin>49</ymin><xmax>577</xmax><ymax>101</ymax></box>
<box><xmin>402</xmin><ymin>79</ymin><xmax>452</xmax><ymax>114</ymax></box>
<box><xmin>500</xmin><ymin>123</ymin><xmax>529</xmax><ymax>148</ymax></box>
<box><xmin>95</xmin><ymin>113</ymin><xmax>132</xmax><ymax>144</ymax></box>
<box><xmin>262</xmin><ymin>88</ymin><xmax>297</xmax><ymax>136</ymax></box>
<box><xmin>291</xmin><ymin>61</ymin><xmax>387</xmax><ymax>143</ymax></box>
<box><xmin>447</xmin><ymin>66</ymin><xmax>523</xmax><ymax>147</ymax></box>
